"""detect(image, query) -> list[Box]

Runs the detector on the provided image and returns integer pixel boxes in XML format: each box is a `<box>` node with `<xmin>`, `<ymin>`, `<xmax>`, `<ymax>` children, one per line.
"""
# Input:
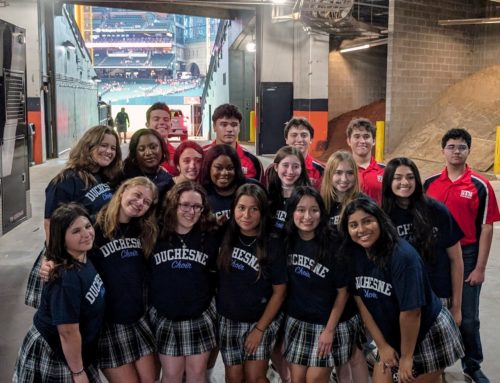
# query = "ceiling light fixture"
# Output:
<box><xmin>438</xmin><ymin>17</ymin><xmax>500</xmax><ymax>25</ymax></box>
<box><xmin>246</xmin><ymin>41</ymin><xmax>256</xmax><ymax>52</ymax></box>
<box><xmin>339</xmin><ymin>38</ymin><xmax>388</xmax><ymax>53</ymax></box>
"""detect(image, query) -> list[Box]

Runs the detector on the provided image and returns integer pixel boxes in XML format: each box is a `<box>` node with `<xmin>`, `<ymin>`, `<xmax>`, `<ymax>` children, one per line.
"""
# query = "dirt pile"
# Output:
<box><xmin>318</xmin><ymin>99</ymin><xmax>386</xmax><ymax>162</ymax></box>
<box><xmin>391</xmin><ymin>65</ymin><xmax>500</xmax><ymax>177</ymax></box>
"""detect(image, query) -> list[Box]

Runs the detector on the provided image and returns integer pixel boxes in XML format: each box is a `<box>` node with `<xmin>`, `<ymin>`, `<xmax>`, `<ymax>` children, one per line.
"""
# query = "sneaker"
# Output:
<box><xmin>464</xmin><ymin>368</ymin><xmax>490</xmax><ymax>383</ymax></box>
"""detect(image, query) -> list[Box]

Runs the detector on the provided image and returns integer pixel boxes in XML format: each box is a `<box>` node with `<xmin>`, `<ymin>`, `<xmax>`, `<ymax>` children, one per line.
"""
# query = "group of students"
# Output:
<box><xmin>12</xmin><ymin>103</ymin><xmax>498</xmax><ymax>383</ymax></box>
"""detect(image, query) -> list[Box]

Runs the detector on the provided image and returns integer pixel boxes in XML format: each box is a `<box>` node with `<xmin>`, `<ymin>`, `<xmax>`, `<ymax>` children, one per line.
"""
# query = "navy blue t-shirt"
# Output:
<box><xmin>351</xmin><ymin>239</ymin><xmax>442</xmax><ymax>352</ymax></box>
<box><xmin>271</xmin><ymin>198</ymin><xmax>288</xmax><ymax>234</ymax></box>
<box><xmin>149</xmin><ymin>225</ymin><xmax>221</xmax><ymax>320</ymax></box>
<box><xmin>285</xmin><ymin>236</ymin><xmax>348</xmax><ymax>325</ymax></box>
<box><xmin>34</xmin><ymin>259</ymin><xmax>106</xmax><ymax>365</ymax></box>
<box><xmin>388</xmin><ymin>198</ymin><xmax>464</xmax><ymax>298</ymax></box>
<box><xmin>122</xmin><ymin>166</ymin><xmax>174</xmax><ymax>202</ymax></box>
<box><xmin>206</xmin><ymin>186</ymin><xmax>233</xmax><ymax>223</ymax></box>
<box><xmin>45</xmin><ymin>170</ymin><xmax>113</xmax><ymax>219</ymax></box>
<box><xmin>216</xmin><ymin>236</ymin><xmax>287</xmax><ymax>323</ymax></box>
<box><xmin>328</xmin><ymin>200</ymin><xmax>342</xmax><ymax>228</ymax></box>
<box><xmin>90</xmin><ymin>222</ymin><xmax>147</xmax><ymax>324</ymax></box>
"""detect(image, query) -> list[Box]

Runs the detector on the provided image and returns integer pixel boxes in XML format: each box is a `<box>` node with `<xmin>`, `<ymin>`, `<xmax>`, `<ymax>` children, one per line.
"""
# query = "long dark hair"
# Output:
<box><xmin>46</xmin><ymin>203</ymin><xmax>93</xmax><ymax>281</ymax></box>
<box><xmin>340</xmin><ymin>197</ymin><xmax>399</xmax><ymax>269</ymax></box>
<box><xmin>200</xmin><ymin>144</ymin><xmax>246</xmax><ymax>192</ymax></box>
<box><xmin>285</xmin><ymin>186</ymin><xmax>333</xmax><ymax>263</ymax></box>
<box><xmin>218</xmin><ymin>184</ymin><xmax>270</xmax><ymax>277</ymax></box>
<box><xmin>268</xmin><ymin>146</ymin><xmax>311</xmax><ymax>213</ymax></box>
<box><xmin>124</xmin><ymin>128</ymin><xmax>168</xmax><ymax>175</ymax></box>
<box><xmin>381</xmin><ymin>157</ymin><xmax>436</xmax><ymax>263</ymax></box>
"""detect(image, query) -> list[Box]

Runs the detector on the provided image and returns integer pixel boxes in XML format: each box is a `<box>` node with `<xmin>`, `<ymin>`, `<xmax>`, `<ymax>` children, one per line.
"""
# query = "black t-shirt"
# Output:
<box><xmin>388</xmin><ymin>199</ymin><xmax>464</xmax><ymax>298</ymax></box>
<box><xmin>206</xmin><ymin>186</ymin><xmax>233</xmax><ymax>223</ymax></box>
<box><xmin>34</xmin><ymin>259</ymin><xmax>106</xmax><ymax>365</ymax></box>
<box><xmin>216</xmin><ymin>236</ymin><xmax>287</xmax><ymax>323</ymax></box>
<box><xmin>45</xmin><ymin>170</ymin><xmax>113</xmax><ymax>219</ymax></box>
<box><xmin>351</xmin><ymin>239</ymin><xmax>442</xmax><ymax>352</ymax></box>
<box><xmin>90</xmin><ymin>222</ymin><xmax>147</xmax><ymax>324</ymax></box>
<box><xmin>271</xmin><ymin>198</ymin><xmax>288</xmax><ymax>234</ymax></box>
<box><xmin>285</xmin><ymin>236</ymin><xmax>348</xmax><ymax>325</ymax></box>
<box><xmin>149</xmin><ymin>225</ymin><xmax>221</xmax><ymax>320</ymax></box>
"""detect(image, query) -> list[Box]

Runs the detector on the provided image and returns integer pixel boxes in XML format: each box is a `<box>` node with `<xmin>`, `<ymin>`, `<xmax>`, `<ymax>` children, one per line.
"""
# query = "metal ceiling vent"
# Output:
<box><xmin>303</xmin><ymin>0</ymin><xmax>354</xmax><ymax>23</ymax></box>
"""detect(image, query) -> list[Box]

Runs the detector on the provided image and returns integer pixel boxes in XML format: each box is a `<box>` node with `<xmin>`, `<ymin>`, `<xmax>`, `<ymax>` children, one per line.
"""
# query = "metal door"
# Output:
<box><xmin>257</xmin><ymin>82</ymin><xmax>293</xmax><ymax>155</ymax></box>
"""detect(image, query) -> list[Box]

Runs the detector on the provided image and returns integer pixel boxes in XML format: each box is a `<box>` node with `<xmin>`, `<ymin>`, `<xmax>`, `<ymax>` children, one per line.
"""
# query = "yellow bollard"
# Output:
<box><xmin>249</xmin><ymin>111</ymin><xmax>256</xmax><ymax>143</ymax></box>
<box><xmin>494</xmin><ymin>126</ymin><xmax>500</xmax><ymax>175</ymax></box>
<box><xmin>375</xmin><ymin>121</ymin><xmax>385</xmax><ymax>162</ymax></box>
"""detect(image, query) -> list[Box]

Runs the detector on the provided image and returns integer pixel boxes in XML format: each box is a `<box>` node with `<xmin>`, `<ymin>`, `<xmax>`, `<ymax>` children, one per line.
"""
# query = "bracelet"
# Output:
<box><xmin>71</xmin><ymin>367</ymin><xmax>85</xmax><ymax>376</ymax></box>
<box><xmin>255</xmin><ymin>326</ymin><xmax>265</xmax><ymax>333</ymax></box>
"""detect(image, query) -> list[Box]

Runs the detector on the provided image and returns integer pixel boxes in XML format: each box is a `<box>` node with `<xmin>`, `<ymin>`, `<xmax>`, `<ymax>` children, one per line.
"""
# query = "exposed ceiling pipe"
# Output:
<box><xmin>438</xmin><ymin>16</ymin><xmax>500</xmax><ymax>25</ymax></box>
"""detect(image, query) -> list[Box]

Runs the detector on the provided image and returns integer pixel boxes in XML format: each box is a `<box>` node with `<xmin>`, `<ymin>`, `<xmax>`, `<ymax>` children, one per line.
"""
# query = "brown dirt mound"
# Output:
<box><xmin>390</xmin><ymin>65</ymin><xmax>500</xmax><ymax>178</ymax></box>
<box><xmin>318</xmin><ymin>99</ymin><xmax>386</xmax><ymax>162</ymax></box>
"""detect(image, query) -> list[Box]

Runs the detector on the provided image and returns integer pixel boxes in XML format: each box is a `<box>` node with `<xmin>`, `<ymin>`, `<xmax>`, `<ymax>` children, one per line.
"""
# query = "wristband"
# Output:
<box><xmin>71</xmin><ymin>367</ymin><xmax>85</xmax><ymax>376</ymax></box>
<box><xmin>255</xmin><ymin>326</ymin><xmax>265</xmax><ymax>333</ymax></box>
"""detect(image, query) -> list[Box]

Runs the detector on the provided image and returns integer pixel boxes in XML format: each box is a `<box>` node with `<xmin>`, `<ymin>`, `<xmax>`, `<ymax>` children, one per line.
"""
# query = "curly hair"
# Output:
<box><xmin>159</xmin><ymin>181</ymin><xmax>216</xmax><ymax>238</ymax></box>
<box><xmin>96</xmin><ymin>176</ymin><xmax>159</xmax><ymax>257</ymax></box>
<box><xmin>200</xmin><ymin>144</ymin><xmax>246</xmax><ymax>191</ymax></box>
<box><xmin>52</xmin><ymin>125</ymin><xmax>122</xmax><ymax>187</ymax></box>
<box><xmin>218</xmin><ymin>183</ymin><xmax>270</xmax><ymax>278</ymax></box>
<box><xmin>124</xmin><ymin>128</ymin><xmax>168</xmax><ymax>174</ymax></box>
<box><xmin>211</xmin><ymin>103</ymin><xmax>242</xmax><ymax>124</ymax></box>
<box><xmin>321</xmin><ymin>150</ymin><xmax>360</xmax><ymax>213</ymax></box>
<box><xmin>46</xmin><ymin>203</ymin><xmax>93</xmax><ymax>281</ymax></box>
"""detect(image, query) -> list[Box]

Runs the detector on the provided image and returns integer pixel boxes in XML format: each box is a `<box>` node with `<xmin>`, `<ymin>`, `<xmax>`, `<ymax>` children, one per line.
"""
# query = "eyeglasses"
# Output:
<box><xmin>178</xmin><ymin>203</ymin><xmax>204</xmax><ymax>213</ymax></box>
<box><xmin>444</xmin><ymin>144</ymin><xmax>468</xmax><ymax>152</ymax></box>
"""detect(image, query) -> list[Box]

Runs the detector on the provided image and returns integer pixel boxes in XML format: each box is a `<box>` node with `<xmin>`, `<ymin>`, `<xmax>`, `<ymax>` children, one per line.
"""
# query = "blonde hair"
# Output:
<box><xmin>96</xmin><ymin>176</ymin><xmax>158</xmax><ymax>257</ymax></box>
<box><xmin>53</xmin><ymin>125</ymin><xmax>122</xmax><ymax>187</ymax></box>
<box><xmin>320</xmin><ymin>150</ymin><xmax>360</xmax><ymax>213</ymax></box>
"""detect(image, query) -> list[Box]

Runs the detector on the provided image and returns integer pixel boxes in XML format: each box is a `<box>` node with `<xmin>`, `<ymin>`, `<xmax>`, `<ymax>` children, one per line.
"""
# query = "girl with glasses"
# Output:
<box><xmin>216</xmin><ymin>184</ymin><xmax>287</xmax><ymax>383</ymax></box>
<box><xmin>148</xmin><ymin>181</ymin><xmax>220</xmax><ymax>383</ymax></box>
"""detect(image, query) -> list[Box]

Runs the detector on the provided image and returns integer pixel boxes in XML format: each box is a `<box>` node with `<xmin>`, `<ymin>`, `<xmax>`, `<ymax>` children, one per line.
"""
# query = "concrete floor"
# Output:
<box><xmin>1</xmin><ymin>145</ymin><xmax>499</xmax><ymax>382</ymax></box>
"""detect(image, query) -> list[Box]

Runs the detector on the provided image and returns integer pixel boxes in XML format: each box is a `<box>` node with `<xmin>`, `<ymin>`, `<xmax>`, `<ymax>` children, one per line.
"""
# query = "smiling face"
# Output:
<box><xmin>347</xmin><ymin>209</ymin><xmax>381</xmax><ymax>250</ymax></box>
<box><xmin>210</xmin><ymin>155</ymin><xmax>236</xmax><ymax>190</ymax></box>
<box><xmin>91</xmin><ymin>133</ymin><xmax>117</xmax><ymax>169</ymax></box>
<box><xmin>176</xmin><ymin>190</ymin><xmax>203</xmax><ymax>234</ymax></box>
<box><xmin>136</xmin><ymin>134</ymin><xmax>163</xmax><ymax>173</ymax></box>
<box><xmin>332</xmin><ymin>160</ymin><xmax>356</xmax><ymax>195</ymax></box>
<box><xmin>178</xmin><ymin>148</ymin><xmax>203</xmax><ymax>181</ymax></box>
<box><xmin>293</xmin><ymin>195</ymin><xmax>321</xmax><ymax>240</ymax></box>
<box><xmin>275</xmin><ymin>154</ymin><xmax>302</xmax><ymax>188</ymax></box>
<box><xmin>234</xmin><ymin>195</ymin><xmax>261</xmax><ymax>236</ymax></box>
<box><xmin>213</xmin><ymin>117</ymin><xmax>240</xmax><ymax>146</ymax></box>
<box><xmin>147</xmin><ymin>109</ymin><xmax>172</xmax><ymax>140</ymax></box>
<box><xmin>391</xmin><ymin>165</ymin><xmax>416</xmax><ymax>203</ymax></box>
<box><xmin>119</xmin><ymin>185</ymin><xmax>154</xmax><ymax>223</ymax></box>
<box><xmin>65</xmin><ymin>216</ymin><xmax>95</xmax><ymax>259</ymax></box>
<box><xmin>285</xmin><ymin>126</ymin><xmax>312</xmax><ymax>156</ymax></box>
<box><xmin>347</xmin><ymin>127</ymin><xmax>374</xmax><ymax>159</ymax></box>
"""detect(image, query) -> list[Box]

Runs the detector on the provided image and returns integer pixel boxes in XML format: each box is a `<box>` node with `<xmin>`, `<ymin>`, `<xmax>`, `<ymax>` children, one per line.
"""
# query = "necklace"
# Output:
<box><xmin>177</xmin><ymin>234</ymin><xmax>188</xmax><ymax>250</ymax></box>
<box><xmin>238</xmin><ymin>236</ymin><xmax>257</xmax><ymax>247</ymax></box>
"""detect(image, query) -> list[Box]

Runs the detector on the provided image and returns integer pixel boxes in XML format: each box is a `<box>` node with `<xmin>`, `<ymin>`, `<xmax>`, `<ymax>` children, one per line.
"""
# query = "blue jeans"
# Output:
<box><xmin>461</xmin><ymin>245</ymin><xmax>483</xmax><ymax>372</ymax></box>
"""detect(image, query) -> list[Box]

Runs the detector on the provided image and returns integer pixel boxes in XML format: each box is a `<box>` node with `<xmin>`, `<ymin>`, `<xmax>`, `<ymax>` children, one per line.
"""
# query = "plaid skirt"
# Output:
<box><xmin>218</xmin><ymin>313</ymin><xmax>284</xmax><ymax>366</ymax></box>
<box><xmin>13</xmin><ymin>326</ymin><xmax>101</xmax><ymax>383</ymax></box>
<box><xmin>412</xmin><ymin>307</ymin><xmax>464</xmax><ymax>374</ymax></box>
<box><xmin>149</xmin><ymin>301</ymin><xmax>217</xmax><ymax>357</ymax></box>
<box><xmin>284</xmin><ymin>315</ymin><xmax>358</xmax><ymax>368</ymax></box>
<box><xmin>97</xmin><ymin>315</ymin><xmax>156</xmax><ymax>369</ymax></box>
<box><xmin>24</xmin><ymin>247</ymin><xmax>45</xmax><ymax>309</ymax></box>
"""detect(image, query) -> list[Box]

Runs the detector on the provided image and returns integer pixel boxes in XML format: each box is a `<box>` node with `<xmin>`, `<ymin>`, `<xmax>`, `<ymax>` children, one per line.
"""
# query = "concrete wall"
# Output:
<box><xmin>328</xmin><ymin>47</ymin><xmax>386</xmax><ymax>120</ymax></box>
<box><xmin>385</xmin><ymin>0</ymin><xmax>475</xmax><ymax>151</ymax></box>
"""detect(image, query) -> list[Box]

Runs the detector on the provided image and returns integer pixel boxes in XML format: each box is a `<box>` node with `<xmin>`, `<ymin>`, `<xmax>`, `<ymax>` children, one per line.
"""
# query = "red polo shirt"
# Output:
<box><xmin>358</xmin><ymin>157</ymin><xmax>385</xmax><ymax>204</ymax></box>
<box><xmin>203</xmin><ymin>141</ymin><xmax>263</xmax><ymax>182</ymax></box>
<box><xmin>424</xmin><ymin>165</ymin><xmax>500</xmax><ymax>246</ymax></box>
<box><xmin>160</xmin><ymin>142</ymin><xmax>178</xmax><ymax>175</ymax></box>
